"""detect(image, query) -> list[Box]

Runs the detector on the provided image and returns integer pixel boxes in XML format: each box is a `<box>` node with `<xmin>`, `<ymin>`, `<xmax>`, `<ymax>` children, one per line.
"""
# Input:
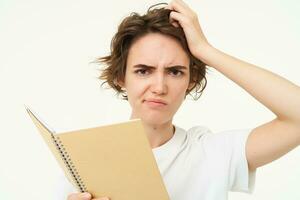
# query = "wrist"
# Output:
<box><xmin>194</xmin><ymin>43</ymin><xmax>217</xmax><ymax>67</ymax></box>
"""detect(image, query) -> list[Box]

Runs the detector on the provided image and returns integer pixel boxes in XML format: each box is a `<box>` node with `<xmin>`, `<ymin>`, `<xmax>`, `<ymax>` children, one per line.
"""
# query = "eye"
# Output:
<box><xmin>169</xmin><ymin>69</ymin><xmax>184</xmax><ymax>76</ymax></box>
<box><xmin>134</xmin><ymin>68</ymin><xmax>150</xmax><ymax>76</ymax></box>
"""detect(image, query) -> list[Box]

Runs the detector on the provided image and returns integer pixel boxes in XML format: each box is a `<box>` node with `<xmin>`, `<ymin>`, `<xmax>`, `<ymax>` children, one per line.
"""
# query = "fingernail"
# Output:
<box><xmin>82</xmin><ymin>192</ymin><xmax>91</xmax><ymax>199</ymax></box>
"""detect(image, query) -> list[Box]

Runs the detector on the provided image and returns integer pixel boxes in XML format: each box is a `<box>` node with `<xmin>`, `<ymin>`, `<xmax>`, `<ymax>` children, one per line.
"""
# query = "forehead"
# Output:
<box><xmin>127</xmin><ymin>33</ymin><xmax>189</xmax><ymax>66</ymax></box>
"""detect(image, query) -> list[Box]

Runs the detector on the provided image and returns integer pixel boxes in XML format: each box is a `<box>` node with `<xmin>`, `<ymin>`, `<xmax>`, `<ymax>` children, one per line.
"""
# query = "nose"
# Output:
<box><xmin>150</xmin><ymin>73</ymin><xmax>167</xmax><ymax>95</ymax></box>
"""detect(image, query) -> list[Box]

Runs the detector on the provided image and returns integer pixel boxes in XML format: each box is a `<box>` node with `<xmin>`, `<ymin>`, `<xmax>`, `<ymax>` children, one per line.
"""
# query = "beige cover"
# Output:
<box><xmin>26</xmin><ymin>107</ymin><xmax>170</xmax><ymax>200</ymax></box>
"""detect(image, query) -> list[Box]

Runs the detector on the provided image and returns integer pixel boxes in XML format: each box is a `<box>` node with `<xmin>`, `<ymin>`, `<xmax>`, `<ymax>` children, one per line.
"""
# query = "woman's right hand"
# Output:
<box><xmin>67</xmin><ymin>192</ymin><xmax>110</xmax><ymax>200</ymax></box>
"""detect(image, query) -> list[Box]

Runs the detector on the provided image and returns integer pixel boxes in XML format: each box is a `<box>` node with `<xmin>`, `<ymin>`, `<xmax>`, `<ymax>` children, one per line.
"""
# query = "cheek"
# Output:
<box><xmin>170</xmin><ymin>85</ymin><xmax>188</xmax><ymax>106</ymax></box>
<box><xmin>126</xmin><ymin>84</ymin><xmax>146</xmax><ymax>102</ymax></box>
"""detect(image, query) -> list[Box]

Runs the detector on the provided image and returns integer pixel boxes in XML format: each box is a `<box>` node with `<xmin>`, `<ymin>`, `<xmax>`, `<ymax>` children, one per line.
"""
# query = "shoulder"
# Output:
<box><xmin>182</xmin><ymin>125</ymin><xmax>213</xmax><ymax>148</ymax></box>
<box><xmin>185</xmin><ymin>125</ymin><xmax>212</xmax><ymax>140</ymax></box>
<box><xmin>184</xmin><ymin>125</ymin><xmax>252</xmax><ymax>150</ymax></box>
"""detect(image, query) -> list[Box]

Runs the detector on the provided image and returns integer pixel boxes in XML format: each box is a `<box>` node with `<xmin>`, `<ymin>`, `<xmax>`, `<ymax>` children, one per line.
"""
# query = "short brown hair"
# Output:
<box><xmin>95</xmin><ymin>3</ymin><xmax>208</xmax><ymax>100</ymax></box>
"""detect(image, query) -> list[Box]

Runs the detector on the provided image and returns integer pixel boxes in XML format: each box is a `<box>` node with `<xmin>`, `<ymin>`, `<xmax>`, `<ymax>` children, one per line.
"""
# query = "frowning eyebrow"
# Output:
<box><xmin>132</xmin><ymin>64</ymin><xmax>188</xmax><ymax>70</ymax></box>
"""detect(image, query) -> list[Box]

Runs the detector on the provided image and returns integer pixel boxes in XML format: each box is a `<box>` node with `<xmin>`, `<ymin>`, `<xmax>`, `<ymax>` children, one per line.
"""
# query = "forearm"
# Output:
<box><xmin>197</xmin><ymin>45</ymin><xmax>300</xmax><ymax>123</ymax></box>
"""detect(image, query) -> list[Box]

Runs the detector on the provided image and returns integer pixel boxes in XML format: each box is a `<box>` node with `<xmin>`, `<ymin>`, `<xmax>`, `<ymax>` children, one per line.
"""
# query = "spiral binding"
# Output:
<box><xmin>52</xmin><ymin>135</ymin><xmax>87</xmax><ymax>192</ymax></box>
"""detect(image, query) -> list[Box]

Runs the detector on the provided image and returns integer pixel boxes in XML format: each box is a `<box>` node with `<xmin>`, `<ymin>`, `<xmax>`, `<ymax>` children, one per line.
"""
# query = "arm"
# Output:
<box><xmin>198</xmin><ymin>45</ymin><xmax>300</xmax><ymax>171</ymax></box>
<box><xmin>166</xmin><ymin>0</ymin><xmax>300</xmax><ymax>171</ymax></box>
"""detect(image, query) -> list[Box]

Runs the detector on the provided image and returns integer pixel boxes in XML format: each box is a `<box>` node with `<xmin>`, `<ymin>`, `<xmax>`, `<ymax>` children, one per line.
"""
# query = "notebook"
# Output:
<box><xmin>25</xmin><ymin>106</ymin><xmax>170</xmax><ymax>200</ymax></box>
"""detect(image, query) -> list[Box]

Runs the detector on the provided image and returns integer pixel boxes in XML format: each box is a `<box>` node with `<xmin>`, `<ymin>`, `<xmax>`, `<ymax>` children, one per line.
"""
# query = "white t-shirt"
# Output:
<box><xmin>54</xmin><ymin>125</ymin><xmax>256</xmax><ymax>200</ymax></box>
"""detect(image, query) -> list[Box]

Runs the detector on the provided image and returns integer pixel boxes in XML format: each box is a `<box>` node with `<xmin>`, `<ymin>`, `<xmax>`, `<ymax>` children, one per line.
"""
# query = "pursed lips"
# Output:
<box><xmin>144</xmin><ymin>98</ymin><xmax>167</xmax><ymax>105</ymax></box>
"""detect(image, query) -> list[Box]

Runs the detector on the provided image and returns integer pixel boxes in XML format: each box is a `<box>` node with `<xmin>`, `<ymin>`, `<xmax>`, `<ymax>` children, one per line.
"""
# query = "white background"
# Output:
<box><xmin>0</xmin><ymin>0</ymin><xmax>299</xmax><ymax>199</ymax></box>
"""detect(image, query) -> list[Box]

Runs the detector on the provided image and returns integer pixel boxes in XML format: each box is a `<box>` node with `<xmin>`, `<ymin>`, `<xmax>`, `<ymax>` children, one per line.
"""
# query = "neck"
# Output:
<box><xmin>130</xmin><ymin>115</ymin><xmax>175</xmax><ymax>148</ymax></box>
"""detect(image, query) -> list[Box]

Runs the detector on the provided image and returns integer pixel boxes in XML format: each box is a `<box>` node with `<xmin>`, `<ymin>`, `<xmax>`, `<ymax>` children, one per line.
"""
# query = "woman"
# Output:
<box><xmin>65</xmin><ymin>1</ymin><xmax>300</xmax><ymax>200</ymax></box>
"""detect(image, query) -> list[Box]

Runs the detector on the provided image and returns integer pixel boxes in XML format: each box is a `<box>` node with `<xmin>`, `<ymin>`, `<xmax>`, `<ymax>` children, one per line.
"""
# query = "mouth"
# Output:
<box><xmin>143</xmin><ymin>99</ymin><xmax>167</xmax><ymax>108</ymax></box>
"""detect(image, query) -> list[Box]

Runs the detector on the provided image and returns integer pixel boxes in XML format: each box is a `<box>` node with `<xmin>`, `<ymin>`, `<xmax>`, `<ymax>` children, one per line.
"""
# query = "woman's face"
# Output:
<box><xmin>121</xmin><ymin>32</ymin><xmax>192</xmax><ymax>125</ymax></box>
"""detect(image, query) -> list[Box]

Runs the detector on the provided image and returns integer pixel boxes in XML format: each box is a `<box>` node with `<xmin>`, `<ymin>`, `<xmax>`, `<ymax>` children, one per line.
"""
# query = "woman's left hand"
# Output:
<box><xmin>165</xmin><ymin>0</ymin><xmax>211</xmax><ymax>59</ymax></box>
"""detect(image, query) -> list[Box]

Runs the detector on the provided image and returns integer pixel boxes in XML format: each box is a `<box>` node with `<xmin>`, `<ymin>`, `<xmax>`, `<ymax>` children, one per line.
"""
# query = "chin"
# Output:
<box><xmin>131</xmin><ymin>108</ymin><xmax>173</xmax><ymax>125</ymax></box>
<box><xmin>141</xmin><ymin>114</ymin><xmax>172</xmax><ymax>126</ymax></box>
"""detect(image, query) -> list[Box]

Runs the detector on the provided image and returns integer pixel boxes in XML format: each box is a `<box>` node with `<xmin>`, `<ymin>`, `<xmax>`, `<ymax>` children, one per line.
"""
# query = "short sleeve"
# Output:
<box><xmin>189</xmin><ymin>126</ymin><xmax>256</xmax><ymax>195</ymax></box>
<box><xmin>197</xmin><ymin>127</ymin><xmax>256</xmax><ymax>194</ymax></box>
<box><xmin>221</xmin><ymin>129</ymin><xmax>256</xmax><ymax>193</ymax></box>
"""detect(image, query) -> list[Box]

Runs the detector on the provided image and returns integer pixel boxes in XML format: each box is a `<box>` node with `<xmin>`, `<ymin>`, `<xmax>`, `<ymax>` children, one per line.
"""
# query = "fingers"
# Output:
<box><xmin>171</xmin><ymin>21</ymin><xmax>180</xmax><ymax>28</ymax></box>
<box><xmin>67</xmin><ymin>192</ymin><xmax>92</xmax><ymax>200</ymax></box>
<box><xmin>165</xmin><ymin>2</ymin><xmax>182</xmax><ymax>28</ymax></box>
<box><xmin>67</xmin><ymin>192</ymin><xmax>110</xmax><ymax>200</ymax></box>
<box><xmin>171</xmin><ymin>0</ymin><xmax>191</xmax><ymax>12</ymax></box>
<box><xmin>166</xmin><ymin>0</ymin><xmax>196</xmax><ymax>18</ymax></box>
<box><xmin>165</xmin><ymin>0</ymin><xmax>197</xmax><ymax>28</ymax></box>
<box><xmin>169</xmin><ymin>10</ymin><xmax>187</xmax><ymax>26</ymax></box>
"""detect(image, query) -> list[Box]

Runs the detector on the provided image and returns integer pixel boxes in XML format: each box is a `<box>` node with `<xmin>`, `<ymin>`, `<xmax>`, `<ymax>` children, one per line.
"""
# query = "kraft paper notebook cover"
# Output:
<box><xmin>25</xmin><ymin>106</ymin><xmax>170</xmax><ymax>200</ymax></box>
